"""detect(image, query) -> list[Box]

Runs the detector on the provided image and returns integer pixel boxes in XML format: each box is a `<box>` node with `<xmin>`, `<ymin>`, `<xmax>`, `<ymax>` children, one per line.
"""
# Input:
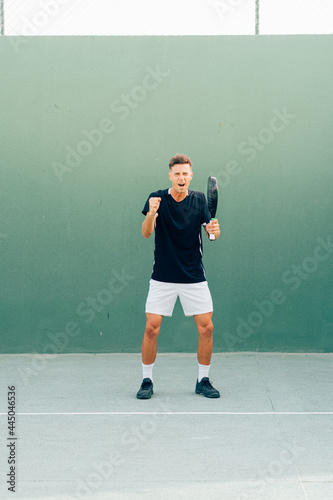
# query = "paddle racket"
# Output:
<box><xmin>207</xmin><ymin>176</ymin><xmax>218</xmax><ymax>240</ymax></box>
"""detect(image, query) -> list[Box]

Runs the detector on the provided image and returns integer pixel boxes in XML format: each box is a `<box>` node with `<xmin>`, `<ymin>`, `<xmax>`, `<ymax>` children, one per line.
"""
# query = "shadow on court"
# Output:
<box><xmin>1</xmin><ymin>353</ymin><xmax>332</xmax><ymax>500</ymax></box>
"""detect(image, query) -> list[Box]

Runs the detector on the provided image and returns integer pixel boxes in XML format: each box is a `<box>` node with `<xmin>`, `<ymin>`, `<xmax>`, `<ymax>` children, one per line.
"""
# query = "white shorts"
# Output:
<box><xmin>145</xmin><ymin>279</ymin><xmax>213</xmax><ymax>317</ymax></box>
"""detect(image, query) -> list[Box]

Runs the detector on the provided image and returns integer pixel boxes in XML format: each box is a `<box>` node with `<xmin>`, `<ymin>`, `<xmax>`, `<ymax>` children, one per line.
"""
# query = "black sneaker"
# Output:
<box><xmin>136</xmin><ymin>378</ymin><xmax>154</xmax><ymax>399</ymax></box>
<box><xmin>195</xmin><ymin>377</ymin><xmax>220</xmax><ymax>398</ymax></box>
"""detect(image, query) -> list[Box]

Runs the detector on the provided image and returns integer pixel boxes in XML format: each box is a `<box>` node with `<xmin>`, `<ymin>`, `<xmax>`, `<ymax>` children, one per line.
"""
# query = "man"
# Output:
<box><xmin>137</xmin><ymin>153</ymin><xmax>220</xmax><ymax>399</ymax></box>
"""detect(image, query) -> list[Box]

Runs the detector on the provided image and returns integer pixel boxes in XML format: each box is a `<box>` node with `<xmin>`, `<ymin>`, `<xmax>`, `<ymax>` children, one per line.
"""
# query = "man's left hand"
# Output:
<box><xmin>205</xmin><ymin>219</ymin><xmax>220</xmax><ymax>240</ymax></box>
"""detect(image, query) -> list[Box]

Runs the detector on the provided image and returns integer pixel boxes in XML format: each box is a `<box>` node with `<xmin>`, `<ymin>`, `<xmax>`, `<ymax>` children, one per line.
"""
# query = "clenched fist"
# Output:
<box><xmin>149</xmin><ymin>197</ymin><xmax>161</xmax><ymax>216</ymax></box>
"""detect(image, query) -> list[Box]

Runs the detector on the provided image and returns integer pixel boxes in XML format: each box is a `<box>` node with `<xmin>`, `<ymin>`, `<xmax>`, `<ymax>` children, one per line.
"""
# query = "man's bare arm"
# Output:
<box><xmin>142</xmin><ymin>197</ymin><xmax>161</xmax><ymax>239</ymax></box>
<box><xmin>142</xmin><ymin>212</ymin><xmax>157</xmax><ymax>239</ymax></box>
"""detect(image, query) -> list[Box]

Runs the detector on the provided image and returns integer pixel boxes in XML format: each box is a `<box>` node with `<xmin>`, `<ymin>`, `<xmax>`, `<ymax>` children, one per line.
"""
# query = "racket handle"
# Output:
<box><xmin>209</xmin><ymin>218</ymin><xmax>216</xmax><ymax>241</ymax></box>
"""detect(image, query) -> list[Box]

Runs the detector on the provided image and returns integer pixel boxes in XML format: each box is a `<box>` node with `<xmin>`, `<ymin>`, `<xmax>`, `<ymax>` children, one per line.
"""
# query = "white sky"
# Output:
<box><xmin>3</xmin><ymin>0</ymin><xmax>333</xmax><ymax>36</ymax></box>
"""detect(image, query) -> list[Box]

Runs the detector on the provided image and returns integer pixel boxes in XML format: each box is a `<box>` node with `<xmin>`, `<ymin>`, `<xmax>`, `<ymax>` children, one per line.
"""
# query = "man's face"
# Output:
<box><xmin>169</xmin><ymin>163</ymin><xmax>193</xmax><ymax>194</ymax></box>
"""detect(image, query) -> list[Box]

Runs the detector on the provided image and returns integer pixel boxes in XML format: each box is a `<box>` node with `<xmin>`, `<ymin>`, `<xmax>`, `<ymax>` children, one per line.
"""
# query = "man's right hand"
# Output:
<box><xmin>149</xmin><ymin>197</ymin><xmax>161</xmax><ymax>216</ymax></box>
<box><xmin>143</xmin><ymin>197</ymin><xmax>161</xmax><ymax>239</ymax></box>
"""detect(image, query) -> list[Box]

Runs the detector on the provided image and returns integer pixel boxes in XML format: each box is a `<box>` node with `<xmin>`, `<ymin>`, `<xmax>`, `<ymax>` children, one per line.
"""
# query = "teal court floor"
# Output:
<box><xmin>1</xmin><ymin>352</ymin><xmax>333</xmax><ymax>500</ymax></box>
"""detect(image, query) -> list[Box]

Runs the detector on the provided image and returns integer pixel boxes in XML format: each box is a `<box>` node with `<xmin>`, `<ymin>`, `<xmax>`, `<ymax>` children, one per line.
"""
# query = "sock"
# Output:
<box><xmin>142</xmin><ymin>362</ymin><xmax>155</xmax><ymax>382</ymax></box>
<box><xmin>198</xmin><ymin>363</ymin><xmax>211</xmax><ymax>382</ymax></box>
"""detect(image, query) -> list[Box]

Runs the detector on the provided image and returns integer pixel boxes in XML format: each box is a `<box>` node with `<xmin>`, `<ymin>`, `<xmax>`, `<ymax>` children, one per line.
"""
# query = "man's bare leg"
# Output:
<box><xmin>137</xmin><ymin>313</ymin><xmax>163</xmax><ymax>399</ymax></box>
<box><xmin>194</xmin><ymin>312</ymin><xmax>213</xmax><ymax>365</ymax></box>
<box><xmin>141</xmin><ymin>313</ymin><xmax>163</xmax><ymax>365</ymax></box>
<box><xmin>194</xmin><ymin>312</ymin><xmax>220</xmax><ymax>398</ymax></box>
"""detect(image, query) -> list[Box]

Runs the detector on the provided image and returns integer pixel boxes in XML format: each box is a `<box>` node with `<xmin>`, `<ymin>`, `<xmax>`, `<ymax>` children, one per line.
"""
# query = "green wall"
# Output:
<box><xmin>1</xmin><ymin>36</ymin><xmax>332</xmax><ymax>354</ymax></box>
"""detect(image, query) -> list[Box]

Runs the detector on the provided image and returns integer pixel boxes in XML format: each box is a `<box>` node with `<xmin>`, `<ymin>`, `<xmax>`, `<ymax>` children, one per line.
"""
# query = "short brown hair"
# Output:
<box><xmin>169</xmin><ymin>153</ymin><xmax>192</xmax><ymax>169</ymax></box>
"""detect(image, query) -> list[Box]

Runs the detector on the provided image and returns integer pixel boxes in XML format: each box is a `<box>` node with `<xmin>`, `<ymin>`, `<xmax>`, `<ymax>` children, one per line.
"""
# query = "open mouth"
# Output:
<box><xmin>178</xmin><ymin>183</ymin><xmax>185</xmax><ymax>188</ymax></box>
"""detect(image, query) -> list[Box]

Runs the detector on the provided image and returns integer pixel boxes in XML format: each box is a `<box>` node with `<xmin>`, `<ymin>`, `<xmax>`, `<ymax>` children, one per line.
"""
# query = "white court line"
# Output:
<box><xmin>1</xmin><ymin>412</ymin><xmax>333</xmax><ymax>416</ymax></box>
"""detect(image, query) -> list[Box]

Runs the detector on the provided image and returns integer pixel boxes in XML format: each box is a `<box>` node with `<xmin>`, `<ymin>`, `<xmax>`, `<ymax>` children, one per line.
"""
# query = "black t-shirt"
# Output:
<box><xmin>142</xmin><ymin>188</ymin><xmax>211</xmax><ymax>283</ymax></box>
